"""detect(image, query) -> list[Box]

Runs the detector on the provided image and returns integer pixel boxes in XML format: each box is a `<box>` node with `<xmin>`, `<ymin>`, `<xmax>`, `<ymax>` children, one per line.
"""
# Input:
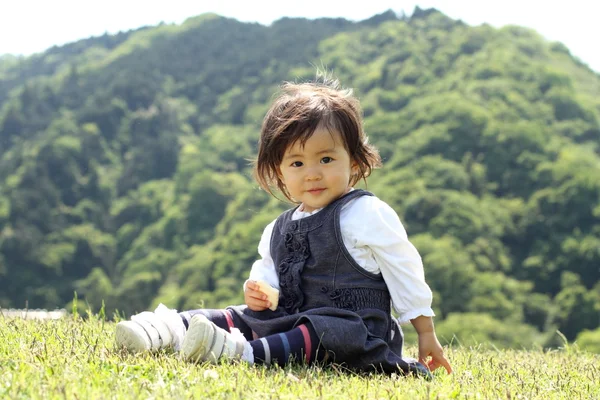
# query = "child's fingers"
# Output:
<box><xmin>246</xmin><ymin>288</ymin><xmax>268</xmax><ymax>300</ymax></box>
<box><xmin>248</xmin><ymin>296</ymin><xmax>269</xmax><ymax>306</ymax></box>
<box><xmin>246</xmin><ymin>280</ymin><xmax>259</xmax><ymax>291</ymax></box>
<box><xmin>427</xmin><ymin>359</ymin><xmax>438</xmax><ymax>370</ymax></box>
<box><xmin>427</xmin><ymin>356</ymin><xmax>452</xmax><ymax>374</ymax></box>
<box><xmin>246</xmin><ymin>297</ymin><xmax>270</xmax><ymax>311</ymax></box>
<box><xmin>438</xmin><ymin>355</ymin><xmax>453</xmax><ymax>374</ymax></box>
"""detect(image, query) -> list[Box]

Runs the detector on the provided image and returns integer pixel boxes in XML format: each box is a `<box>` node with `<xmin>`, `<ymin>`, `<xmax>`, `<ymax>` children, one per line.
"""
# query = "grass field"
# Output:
<box><xmin>0</xmin><ymin>315</ymin><xmax>598</xmax><ymax>399</ymax></box>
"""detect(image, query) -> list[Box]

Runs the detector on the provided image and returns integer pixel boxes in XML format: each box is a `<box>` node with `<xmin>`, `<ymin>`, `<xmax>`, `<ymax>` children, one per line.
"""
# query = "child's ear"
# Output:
<box><xmin>351</xmin><ymin>161</ymin><xmax>359</xmax><ymax>176</ymax></box>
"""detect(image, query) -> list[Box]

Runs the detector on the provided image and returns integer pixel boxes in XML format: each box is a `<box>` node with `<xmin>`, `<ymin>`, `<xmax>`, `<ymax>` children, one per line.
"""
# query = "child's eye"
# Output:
<box><xmin>291</xmin><ymin>161</ymin><xmax>303</xmax><ymax>167</ymax></box>
<box><xmin>320</xmin><ymin>157</ymin><xmax>333</xmax><ymax>164</ymax></box>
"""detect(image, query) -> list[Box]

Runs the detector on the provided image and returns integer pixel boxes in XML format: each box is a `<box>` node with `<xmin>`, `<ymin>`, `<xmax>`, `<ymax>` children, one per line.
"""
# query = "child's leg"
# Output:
<box><xmin>182</xmin><ymin>315</ymin><xmax>326</xmax><ymax>367</ymax></box>
<box><xmin>116</xmin><ymin>306</ymin><xmax>253</xmax><ymax>354</ymax></box>
<box><xmin>249</xmin><ymin>323</ymin><xmax>325</xmax><ymax>367</ymax></box>
<box><xmin>180</xmin><ymin>308</ymin><xmax>253</xmax><ymax>340</ymax></box>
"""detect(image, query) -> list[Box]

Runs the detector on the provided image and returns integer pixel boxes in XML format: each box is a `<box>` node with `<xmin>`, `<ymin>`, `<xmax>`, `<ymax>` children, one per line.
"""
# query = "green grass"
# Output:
<box><xmin>0</xmin><ymin>316</ymin><xmax>598</xmax><ymax>399</ymax></box>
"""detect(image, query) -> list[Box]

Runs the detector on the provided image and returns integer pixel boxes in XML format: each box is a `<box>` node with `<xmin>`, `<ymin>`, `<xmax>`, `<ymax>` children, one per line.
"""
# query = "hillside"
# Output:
<box><xmin>0</xmin><ymin>7</ymin><xmax>599</xmax><ymax>350</ymax></box>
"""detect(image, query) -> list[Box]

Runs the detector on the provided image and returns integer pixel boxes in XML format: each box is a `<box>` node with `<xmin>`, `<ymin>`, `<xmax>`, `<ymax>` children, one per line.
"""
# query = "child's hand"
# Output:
<box><xmin>244</xmin><ymin>280</ymin><xmax>271</xmax><ymax>311</ymax></box>
<box><xmin>418</xmin><ymin>331</ymin><xmax>452</xmax><ymax>374</ymax></box>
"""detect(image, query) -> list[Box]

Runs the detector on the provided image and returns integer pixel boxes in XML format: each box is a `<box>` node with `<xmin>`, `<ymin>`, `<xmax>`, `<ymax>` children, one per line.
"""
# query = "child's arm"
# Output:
<box><xmin>342</xmin><ymin>197</ymin><xmax>451</xmax><ymax>372</ymax></box>
<box><xmin>411</xmin><ymin>315</ymin><xmax>452</xmax><ymax>374</ymax></box>
<box><xmin>343</xmin><ymin>197</ymin><xmax>435</xmax><ymax>325</ymax></box>
<box><xmin>246</xmin><ymin>219</ymin><xmax>279</xmax><ymax>290</ymax></box>
<box><xmin>244</xmin><ymin>219</ymin><xmax>280</xmax><ymax>311</ymax></box>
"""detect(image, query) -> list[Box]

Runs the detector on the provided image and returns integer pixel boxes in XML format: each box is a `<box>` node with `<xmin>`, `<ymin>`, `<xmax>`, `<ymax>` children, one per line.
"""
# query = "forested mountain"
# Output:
<box><xmin>1</xmin><ymin>8</ymin><xmax>599</xmax><ymax>351</ymax></box>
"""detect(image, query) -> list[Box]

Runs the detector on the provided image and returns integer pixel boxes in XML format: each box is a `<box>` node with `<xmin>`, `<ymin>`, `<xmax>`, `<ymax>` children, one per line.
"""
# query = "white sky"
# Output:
<box><xmin>1</xmin><ymin>0</ymin><xmax>599</xmax><ymax>72</ymax></box>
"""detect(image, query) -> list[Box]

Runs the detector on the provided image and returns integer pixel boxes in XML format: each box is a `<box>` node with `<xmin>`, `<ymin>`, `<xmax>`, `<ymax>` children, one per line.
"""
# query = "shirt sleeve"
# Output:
<box><xmin>348</xmin><ymin>196</ymin><xmax>435</xmax><ymax>324</ymax></box>
<box><xmin>245</xmin><ymin>219</ymin><xmax>280</xmax><ymax>291</ymax></box>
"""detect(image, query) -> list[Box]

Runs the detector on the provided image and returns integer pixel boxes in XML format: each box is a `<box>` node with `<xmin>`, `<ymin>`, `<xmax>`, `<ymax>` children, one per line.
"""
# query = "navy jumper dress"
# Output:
<box><xmin>230</xmin><ymin>189</ymin><xmax>428</xmax><ymax>375</ymax></box>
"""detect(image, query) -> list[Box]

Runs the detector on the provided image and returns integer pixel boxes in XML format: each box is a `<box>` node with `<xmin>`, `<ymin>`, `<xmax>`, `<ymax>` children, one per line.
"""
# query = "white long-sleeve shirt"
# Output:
<box><xmin>247</xmin><ymin>193</ymin><xmax>435</xmax><ymax>324</ymax></box>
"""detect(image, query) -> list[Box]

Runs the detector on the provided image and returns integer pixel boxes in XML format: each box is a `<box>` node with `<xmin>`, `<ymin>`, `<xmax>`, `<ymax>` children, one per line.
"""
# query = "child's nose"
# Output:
<box><xmin>305</xmin><ymin>166</ymin><xmax>322</xmax><ymax>181</ymax></box>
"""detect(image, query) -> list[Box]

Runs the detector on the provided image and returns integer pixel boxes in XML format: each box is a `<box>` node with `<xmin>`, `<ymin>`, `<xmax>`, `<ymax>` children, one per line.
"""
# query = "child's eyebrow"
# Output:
<box><xmin>316</xmin><ymin>148</ymin><xmax>336</xmax><ymax>155</ymax></box>
<box><xmin>283</xmin><ymin>153</ymin><xmax>303</xmax><ymax>160</ymax></box>
<box><xmin>283</xmin><ymin>148</ymin><xmax>337</xmax><ymax>161</ymax></box>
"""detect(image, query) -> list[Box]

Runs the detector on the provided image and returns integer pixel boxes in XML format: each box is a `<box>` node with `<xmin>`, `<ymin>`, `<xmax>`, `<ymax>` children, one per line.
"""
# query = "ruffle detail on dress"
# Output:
<box><xmin>278</xmin><ymin>232</ymin><xmax>310</xmax><ymax>313</ymax></box>
<box><xmin>329</xmin><ymin>287</ymin><xmax>391</xmax><ymax>313</ymax></box>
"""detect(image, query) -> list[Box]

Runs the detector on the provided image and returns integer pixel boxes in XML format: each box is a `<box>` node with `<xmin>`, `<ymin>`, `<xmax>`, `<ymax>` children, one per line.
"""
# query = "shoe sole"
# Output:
<box><xmin>182</xmin><ymin>316</ymin><xmax>214</xmax><ymax>363</ymax></box>
<box><xmin>115</xmin><ymin>321</ymin><xmax>150</xmax><ymax>353</ymax></box>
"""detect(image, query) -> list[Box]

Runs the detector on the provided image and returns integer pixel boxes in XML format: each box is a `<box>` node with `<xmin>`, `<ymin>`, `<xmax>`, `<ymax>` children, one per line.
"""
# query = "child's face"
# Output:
<box><xmin>278</xmin><ymin>127</ymin><xmax>357</xmax><ymax>213</ymax></box>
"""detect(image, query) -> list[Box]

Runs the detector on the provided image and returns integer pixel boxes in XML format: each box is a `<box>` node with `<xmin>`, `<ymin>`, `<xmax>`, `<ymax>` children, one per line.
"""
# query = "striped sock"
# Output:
<box><xmin>250</xmin><ymin>324</ymin><xmax>322</xmax><ymax>366</ymax></box>
<box><xmin>180</xmin><ymin>309</ymin><xmax>255</xmax><ymax>341</ymax></box>
<box><xmin>179</xmin><ymin>309</ymin><xmax>235</xmax><ymax>332</ymax></box>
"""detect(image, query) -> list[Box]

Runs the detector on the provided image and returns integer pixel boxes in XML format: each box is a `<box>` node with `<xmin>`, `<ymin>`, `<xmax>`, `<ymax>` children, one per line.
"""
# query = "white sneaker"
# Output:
<box><xmin>181</xmin><ymin>315</ymin><xmax>248</xmax><ymax>364</ymax></box>
<box><xmin>115</xmin><ymin>309</ymin><xmax>178</xmax><ymax>353</ymax></box>
<box><xmin>154</xmin><ymin>304</ymin><xmax>186</xmax><ymax>350</ymax></box>
<box><xmin>115</xmin><ymin>320</ymin><xmax>152</xmax><ymax>353</ymax></box>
